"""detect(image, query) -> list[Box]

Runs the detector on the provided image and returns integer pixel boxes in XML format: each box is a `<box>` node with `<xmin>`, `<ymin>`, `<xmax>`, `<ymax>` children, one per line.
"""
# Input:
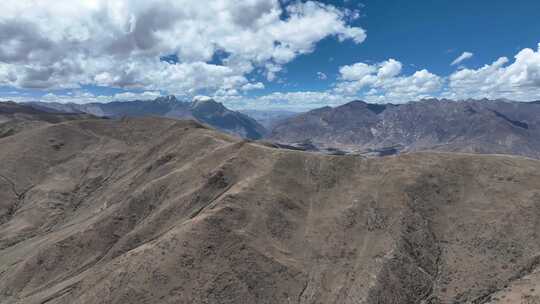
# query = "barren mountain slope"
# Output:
<box><xmin>1</xmin><ymin>117</ymin><xmax>540</xmax><ymax>303</ymax></box>
<box><xmin>269</xmin><ymin>99</ymin><xmax>540</xmax><ymax>158</ymax></box>
<box><xmin>0</xmin><ymin>101</ymin><xmax>96</xmax><ymax>139</ymax></box>
<box><xmin>28</xmin><ymin>96</ymin><xmax>266</xmax><ymax>140</ymax></box>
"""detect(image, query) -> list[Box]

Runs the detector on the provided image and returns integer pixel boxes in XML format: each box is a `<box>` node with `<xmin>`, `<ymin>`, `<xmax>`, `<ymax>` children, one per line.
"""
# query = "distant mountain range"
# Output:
<box><xmin>28</xmin><ymin>96</ymin><xmax>266</xmax><ymax>139</ymax></box>
<box><xmin>269</xmin><ymin>99</ymin><xmax>540</xmax><ymax>158</ymax></box>
<box><xmin>18</xmin><ymin>97</ymin><xmax>540</xmax><ymax>159</ymax></box>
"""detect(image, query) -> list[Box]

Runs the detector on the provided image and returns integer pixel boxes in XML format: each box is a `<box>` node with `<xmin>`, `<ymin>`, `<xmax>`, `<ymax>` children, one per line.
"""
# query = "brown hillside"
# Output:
<box><xmin>1</xmin><ymin>117</ymin><xmax>539</xmax><ymax>303</ymax></box>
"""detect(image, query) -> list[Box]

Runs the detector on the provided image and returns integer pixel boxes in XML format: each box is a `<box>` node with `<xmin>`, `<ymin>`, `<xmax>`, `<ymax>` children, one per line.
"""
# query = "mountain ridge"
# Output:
<box><xmin>269</xmin><ymin>98</ymin><xmax>540</xmax><ymax>158</ymax></box>
<box><xmin>1</xmin><ymin>114</ymin><xmax>540</xmax><ymax>303</ymax></box>
<box><xmin>27</xmin><ymin>96</ymin><xmax>266</xmax><ymax>140</ymax></box>
<box><xmin>0</xmin><ymin>101</ymin><xmax>97</xmax><ymax>139</ymax></box>
<box><xmin>17</xmin><ymin>97</ymin><xmax>540</xmax><ymax>158</ymax></box>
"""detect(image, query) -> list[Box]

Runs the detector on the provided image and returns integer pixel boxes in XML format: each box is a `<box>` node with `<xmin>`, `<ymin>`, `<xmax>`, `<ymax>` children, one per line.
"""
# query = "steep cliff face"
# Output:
<box><xmin>1</xmin><ymin>115</ymin><xmax>540</xmax><ymax>303</ymax></box>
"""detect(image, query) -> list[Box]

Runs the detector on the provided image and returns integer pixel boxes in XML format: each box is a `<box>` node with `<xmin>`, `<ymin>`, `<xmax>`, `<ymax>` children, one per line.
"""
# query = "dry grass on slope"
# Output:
<box><xmin>0</xmin><ymin>117</ymin><xmax>539</xmax><ymax>304</ymax></box>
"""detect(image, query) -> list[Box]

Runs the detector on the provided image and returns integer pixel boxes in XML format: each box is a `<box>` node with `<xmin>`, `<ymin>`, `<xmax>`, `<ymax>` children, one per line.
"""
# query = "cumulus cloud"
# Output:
<box><xmin>0</xmin><ymin>0</ymin><xmax>365</xmax><ymax>96</ymax></box>
<box><xmin>31</xmin><ymin>91</ymin><xmax>163</xmax><ymax>104</ymax></box>
<box><xmin>18</xmin><ymin>43</ymin><xmax>540</xmax><ymax>109</ymax></box>
<box><xmin>451</xmin><ymin>51</ymin><xmax>474</xmax><ymax>66</ymax></box>
<box><xmin>339</xmin><ymin>62</ymin><xmax>377</xmax><ymax>81</ymax></box>
<box><xmin>336</xmin><ymin>59</ymin><xmax>442</xmax><ymax>102</ymax></box>
<box><xmin>241</xmin><ymin>82</ymin><xmax>265</xmax><ymax>91</ymax></box>
<box><xmin>112</xmin><ymin>91</ymin><xmax>163</xmax><ymax>101</ymax></box>
<box><xmin>225</xmin><ymin>43</ymin><xmax>540</xmax><ymax>107</ymax></box>
<box><xmin>377</xmin><ymin>59</ymin><xmax>402</xmax><ymax>78</ymax></box>
<box><xmin>445</xmin><ymin>44</ymin><xmax>540</xmax><ymax>100</ymax></box>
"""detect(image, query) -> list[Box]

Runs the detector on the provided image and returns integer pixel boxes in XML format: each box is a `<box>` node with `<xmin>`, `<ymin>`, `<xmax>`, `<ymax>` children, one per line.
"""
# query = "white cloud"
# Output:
<box><xmin>445</xmin><ymin>43</ymin><xmax>540</xmax><ymax>100</ymax></box>
<box><xmin>335</xmin><ymin>59</ymin><xmax>442</xmax><ymax>102</ymax></box>
<box><xmin>30</xmin><ymin>91</ymin><xmax>163</xmax><ymax>104</ymax></box>
<box><xmin>218</xmin><ymin>43</ymin><xmax>540</xmax><ymax>108</ymax></box>
<box><xmin>4</xmin><ymin>3</ymin><xmax>538</xmax><ymax>110</ymax></box>
<box><xmin>331</xmin><ymin>44</ymin><xmax>540</xmax><ymax>104</ymax></box>
<box><xmin>12</xmin><ymin>43</ymin><xmax>539</xmax><ymax>110</ymax></box>
<box><xmin>339</xmin><ymin>62</ymin><xmax>376</xmax><ymax>81</ymax></box>
<box><xmin>241</xmin><ymin>82</ymin><xmax>265</xmax><ymax>91</ymax></box>
<box><xmin>377</xmin><ymin>59</ymin><xmax>402</xmax><ymax>78</ymax></box>
<box><xmin>364</xmin><ymin>69</ymin><xmax>442</xmax><ymax>103</ymax></box>
<box><xmin>112</xmin><ymin>91</ymin><xmax>163</xmax><ymax>101</ymax></box>
<box><xmin>264</xmin><ymin>63</ymin><xmax>283</xmax><ymax>81</ymax></box>
<box><xmin>451</xmin><ymin>51</ymin><xmax>474</xmax><ymax>66</ymax></box>
<box><xmin>193</xmin><ymin>95</ymin><xmax>213</xmax><ymax>102</ymax></box>
<box><xmin>0</xmin><ymin>0</ymin><xmax>366</xmax><ymax>97</ymax></box>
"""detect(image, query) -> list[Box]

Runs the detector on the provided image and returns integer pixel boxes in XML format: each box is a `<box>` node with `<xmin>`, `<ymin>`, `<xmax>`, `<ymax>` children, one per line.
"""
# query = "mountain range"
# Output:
<box><xmin>269</xmin><ymin>99</ymin><xmax>540</xmax><ymax>158</ymax></box>
<box><xmin>25</xmin><ymin>96</ymin><xmax>540</xmax><ymax>159</ymax></box>
<box><xmin>1</xmin><ymin>108</ymin><xmax>540</xmax><ymax>303</ymax></box>
<box><xmin>28</xmin><ymin>96</ymin><xmax>266</xmax><ymax>140</ymax></box>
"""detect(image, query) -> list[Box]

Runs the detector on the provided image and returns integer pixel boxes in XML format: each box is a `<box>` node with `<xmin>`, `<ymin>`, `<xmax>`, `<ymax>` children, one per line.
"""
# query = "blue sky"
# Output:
<box><xmin>258</xmin><ymin>0</ymin><xmax>540</xmax><ymax>94</ymax></box>
<box><xmin>1</xmin><ymin>0</ymin><xmax>540</xmax><ymax>110</ymax></box>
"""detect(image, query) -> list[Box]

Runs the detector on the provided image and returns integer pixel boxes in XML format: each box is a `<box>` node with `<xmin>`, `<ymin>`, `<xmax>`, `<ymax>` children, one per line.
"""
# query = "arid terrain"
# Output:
<box><xmin>30</xmin><ymin>97</ymin><xmax>540</xmax><ymax>159</ymax></box>
<box><xmin>0</xmin><ymin>101</ymin><xmax>96</xmax><ymax>139</ymax></box>
<box><xmin>1</xmin><ymin>109</ymin><xmax>540</xmax><ymax>303</ymax></box>
<box><xmin>29</xmin><ymin>96</ymin><xmax>266</xmax><ymax>140</ymax></box>
<box><xmin>2</xmin><ymin>0</ymin><xmax>540</xmax><ymax>302</ymax></box>
<box><xmin>270</xmin><ymin>99</ymin><xmax>540</xmax><ymax>158</ymax></box>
